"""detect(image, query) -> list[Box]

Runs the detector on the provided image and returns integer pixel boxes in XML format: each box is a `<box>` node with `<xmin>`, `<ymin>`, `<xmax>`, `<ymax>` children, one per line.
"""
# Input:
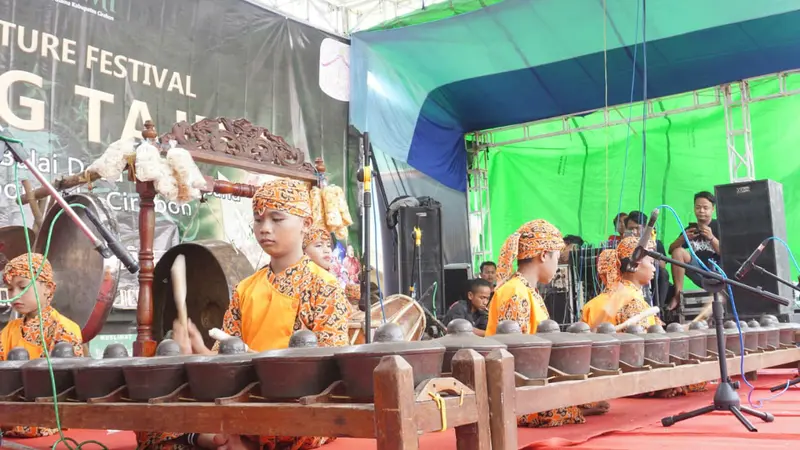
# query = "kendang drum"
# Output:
<box><xmin>152</xmin><ymin>241</ymin><xmax>254</xmax><ymax>348</ymax></box>
<box><xmin>34</xmin><ymin>194</ymin><xmax>120</xmax><ymax>342</ymax></box>
<box><xmin>348</xmin><ymin>293</ymin><xmax>426</xmax><ymax>345</ymax></box>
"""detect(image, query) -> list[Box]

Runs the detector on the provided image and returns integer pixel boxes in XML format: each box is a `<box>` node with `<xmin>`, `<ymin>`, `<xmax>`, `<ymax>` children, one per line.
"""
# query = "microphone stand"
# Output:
<box><xmin>638</xmin><ymin>249</ymin><xmax>789</xmax><ymax>431</ymax></box>
<box><xmin>1</xmin><ymin>134</ymin><xmax>139</xmax><ymax>273</ymax></box>
<box><xmin>358</xmin><ymin>133</ymin><xmax>373</xmax><ymax>343</ymax></box>
<box><xmin>744</xmin><ymin>267</ymin><xmax>800</xmax><ymax>393</ymax></box>
<box><xmin>742</xmin><ymin>261</ymin><xmax>800</xmax><ymax>293</ymax></box>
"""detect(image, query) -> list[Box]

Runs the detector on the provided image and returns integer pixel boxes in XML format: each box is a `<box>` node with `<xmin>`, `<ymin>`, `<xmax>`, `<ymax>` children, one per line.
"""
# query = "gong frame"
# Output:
<box><xmin>21</xmin><ymin>117</ymin><xmax>325</xmax><ymax>356</ymax></box>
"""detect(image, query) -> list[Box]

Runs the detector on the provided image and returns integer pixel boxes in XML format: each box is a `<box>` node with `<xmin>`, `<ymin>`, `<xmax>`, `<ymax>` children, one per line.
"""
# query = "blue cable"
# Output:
<box><xmin>709</xmin><ymin>260</ymin><xmax>792</xmax><ymax>408</ymax></box>
<box><xmin>765</xmin><ymin>236</ymin><xmax>800</xmax><ymax>273</ymax></box>
<box><xmin>614</xmin><ymin>0</ymin><xmax>642</xmax><ymax>225</ymax></box>
<box><xmin>639</xmin><ymin>0</ymin><xmax>648</xmax><ymax>212</ymax></box>
<box><xmin>656</xmin><ymin>204</ymin><xmax>795</xmax><ymax>407</ymax></box>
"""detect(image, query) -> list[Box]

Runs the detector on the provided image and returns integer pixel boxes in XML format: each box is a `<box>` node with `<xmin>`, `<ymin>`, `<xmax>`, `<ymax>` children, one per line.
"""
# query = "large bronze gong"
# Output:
<box><xmin>152</xmin><ymin>241</ymin><xmax>254</xmax><ymax>348</ymax></box>
<box><xmin>34</xmin><ymin>194</ymin><xmax>120</xmax><ymax>342</ymax></box>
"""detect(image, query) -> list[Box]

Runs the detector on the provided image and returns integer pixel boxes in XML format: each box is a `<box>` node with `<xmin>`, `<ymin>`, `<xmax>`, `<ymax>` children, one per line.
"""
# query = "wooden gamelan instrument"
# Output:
<box><xmin>0</xmin><ymin>328</ymin><xmax>491</xmax><ymax>450</ymax></box>
<box><xmin>0</xmin><ymin>318</ymin><xmax>798</xmax><ymax>450</ymax></box>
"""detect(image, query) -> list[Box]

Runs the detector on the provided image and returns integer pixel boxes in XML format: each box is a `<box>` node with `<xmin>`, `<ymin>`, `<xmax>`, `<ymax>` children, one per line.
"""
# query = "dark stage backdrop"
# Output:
<box><xmin>0</xmin><ymin>0</ymin><xmax>352</xmax><ymax>343</ymax></box>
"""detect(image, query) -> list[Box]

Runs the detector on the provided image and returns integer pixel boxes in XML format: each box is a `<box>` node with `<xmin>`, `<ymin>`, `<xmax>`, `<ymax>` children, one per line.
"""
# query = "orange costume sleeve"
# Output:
<box><xmin>486</xmin><ymin>276</ymin><xmax>586</xmax><ymax>428</ymax></box>
<box><xmin>0</xmin><ymin>306</ymin><xmax>83</xmax><ymax>438</ymax></box>
<box><xmin>486</xmin><ymin>274</ymin><xmax>548</xmax><ymax>335</ymax></box>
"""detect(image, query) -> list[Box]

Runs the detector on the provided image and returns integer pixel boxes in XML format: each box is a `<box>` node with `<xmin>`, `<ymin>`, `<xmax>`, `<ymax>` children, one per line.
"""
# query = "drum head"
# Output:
<box><xmin>153</xmin><ymin>241</ymin><xmax>254</xmax><ymax>348</ymax></box>
<box><xmin>33</xmin><ymin>195</ymin><xmax>120</xmax><ymax>331</ymax></box>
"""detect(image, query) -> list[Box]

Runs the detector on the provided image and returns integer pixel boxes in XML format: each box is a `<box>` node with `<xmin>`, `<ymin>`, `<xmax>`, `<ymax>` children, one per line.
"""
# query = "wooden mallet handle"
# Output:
<box><xmin>615</xmin><ymin>306</ymin><xmax>661</xmax><ymax>331</ymax></box>
<box><xmin>171</xmin><ymin>254</ymin><xmax>188</xmax><ymax>331</ymax></box>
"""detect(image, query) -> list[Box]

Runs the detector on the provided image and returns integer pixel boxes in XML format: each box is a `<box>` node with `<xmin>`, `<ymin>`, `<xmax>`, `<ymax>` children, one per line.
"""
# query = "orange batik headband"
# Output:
<box><xmin>303</xmin><ymin>226</ymin><xmax>331</xmax><ymax>249</ymax></box>
<box><xmin>597</xmin><ymin>236</ymin><xmax>655</xmax><ymax>291</ymax></box>
<box><xmin>3</xmin><ymin>253</ymin><xmax>57</xmax><ymax>302</ymax></box>
<box><xmin>252</xmin><ymin>178</ymin><xmax>312</xmax><ymax>218</ymax></box>
<box><xmin>496</xmin><ymin>219</ymin><xmax>564</xmax><ymax>286</ymax></box>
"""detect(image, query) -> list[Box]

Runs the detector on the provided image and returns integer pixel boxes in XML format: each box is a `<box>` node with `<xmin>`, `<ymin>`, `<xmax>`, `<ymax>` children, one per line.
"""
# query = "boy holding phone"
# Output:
<box><xmin>668</xmin><ymin>191</ymin><xmax>720</xmax><ymax>310</ymax></box>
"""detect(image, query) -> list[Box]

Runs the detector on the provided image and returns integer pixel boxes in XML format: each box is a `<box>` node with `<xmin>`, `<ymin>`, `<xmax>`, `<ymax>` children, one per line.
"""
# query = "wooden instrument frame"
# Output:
<box><xmin>20</xmin><ymin>117</ymin><xmax>326</xmax><ymax>357</ymax></box>
<box><xmin>0</xmin><ymin>350</ymin><xmax>491</xmax><ymax>450</ymax></box>
<box><xmin>484</xmin><ymin>347</ymin><xmax>800</xmax><ymax>450</ymax></box>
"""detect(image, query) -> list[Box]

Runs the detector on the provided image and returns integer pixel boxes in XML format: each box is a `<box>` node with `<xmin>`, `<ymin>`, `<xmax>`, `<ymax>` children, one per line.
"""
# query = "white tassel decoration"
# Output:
<box><xmin>166</xmin><ymin>147</ymin><xmax>206</xmax><ymax>203</ymax></box>
<box><xmin>134</xmin><ymin>141</ymin><xmax>165</xmax><ymax>182</ymax></box>
<box><xmin>87</xmin><ymin>138</ymin><xmax>135</xmax><ymax>180</ymax></box>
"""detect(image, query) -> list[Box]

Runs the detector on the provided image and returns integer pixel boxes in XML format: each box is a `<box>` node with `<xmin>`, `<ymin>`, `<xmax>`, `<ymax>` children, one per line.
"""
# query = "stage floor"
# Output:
<box><xmin>4</xmin><ymin>370</ymin><xmax>799</xmax><ymax>450</ymax></box>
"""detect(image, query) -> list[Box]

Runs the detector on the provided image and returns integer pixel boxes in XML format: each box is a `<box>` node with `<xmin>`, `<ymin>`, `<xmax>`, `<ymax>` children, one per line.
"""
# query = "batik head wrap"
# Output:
<box><xmin>303</xmin><ymin>226</ymin><xmax>331</xmax><ymax>249</ymax></box>
<box><xmin>252</xmin><ymin>178</ymin><xmax>312</xmax><ymax>218</ymax></box>
<box><xmin>597</xmin><ymin>236</ymin><xmax>655</xmax><ymax>291</ymax></box>
<box><xmin>3</xmin><ymin>253</ymin><xmax>57</xmax><ymax>301</ymax></box>
<box><xmin>496</xmin><ymin>219</ymin><xmax>565</xmax><ymax>285</ymax></box>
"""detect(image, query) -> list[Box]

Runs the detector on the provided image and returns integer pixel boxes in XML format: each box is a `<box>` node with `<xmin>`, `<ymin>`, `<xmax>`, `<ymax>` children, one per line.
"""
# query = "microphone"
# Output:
<box><xmin>83</xmin><ymin>207</ymin><xmax>140</xmax><ymax>274</ymax></box>
<box><xmin>630</xmin><ymin>208</ymin><xmax>660</xmax><ymax>267</ymax></box>
<box><xmin>735</xmin><ymin>239</ymin><xmax>769</xmax><ymax>280</ymax></box>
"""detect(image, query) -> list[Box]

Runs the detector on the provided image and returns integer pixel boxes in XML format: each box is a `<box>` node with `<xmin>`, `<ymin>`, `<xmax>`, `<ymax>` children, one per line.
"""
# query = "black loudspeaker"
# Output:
<box><xmin>444</xmin><ymin>264</ymin><xmax>471</xmax><ymax>310</ymax></box>
<box><xmin>395</xmin><ymin>202</ymin><xmax>446</xmax><ymax>318</ymax></box>
<box><xmin>715</xmin><ymin>180</ymin><xmax>797</xmax><ymax>321</ymax></box>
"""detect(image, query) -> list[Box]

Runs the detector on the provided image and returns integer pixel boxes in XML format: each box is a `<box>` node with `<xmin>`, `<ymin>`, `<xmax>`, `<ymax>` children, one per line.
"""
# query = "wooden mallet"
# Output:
<box><xmin>614</xmin><ymin>306</ymin><xmax>661</xmax><ymax>331</ymax></box>
<box><xmin>170</xmin><ymin>254</ymin><xmax>189</xmax><ymax>332</ymax></box>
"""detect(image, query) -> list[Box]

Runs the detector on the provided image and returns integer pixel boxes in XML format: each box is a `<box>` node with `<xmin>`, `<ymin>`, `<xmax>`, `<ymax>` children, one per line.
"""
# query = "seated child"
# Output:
<box><xmin>137</xmin><ymin>179</ymin><xmax>350</xmax><ymax>449</ymax></box>
<box><xmin>0</xmin><ymin>253</ymin><xmax>83</xmax><ymax>438</ymax></box>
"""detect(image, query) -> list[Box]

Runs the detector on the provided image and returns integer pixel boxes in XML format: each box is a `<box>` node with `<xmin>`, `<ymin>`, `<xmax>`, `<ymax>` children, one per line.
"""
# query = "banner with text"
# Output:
<box><xmin>0</xmin><ymin>0</ymin><xmax>351</xmax><ymax>319</ymax></box>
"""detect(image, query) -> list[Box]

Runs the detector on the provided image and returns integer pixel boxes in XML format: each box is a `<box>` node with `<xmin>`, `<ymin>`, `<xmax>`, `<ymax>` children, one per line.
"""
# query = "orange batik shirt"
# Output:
<box><xmin>581</xmin><ymin>280</ymin><xmax>658</xmax><ymax>330</ymax></box>
<box><xmin>136</xmin><ymin>255</ymin><xmax>350</xmax><ymax>450</ymax></box>
<box><xmin>486</xmin><ymin>273</ymin><xmax>586</xmax><ymax>428</ymax></box>
<box><xmin>0</xmin><ymin>306</ymin><xmax>83</xmax><ymax>438</ymax></box>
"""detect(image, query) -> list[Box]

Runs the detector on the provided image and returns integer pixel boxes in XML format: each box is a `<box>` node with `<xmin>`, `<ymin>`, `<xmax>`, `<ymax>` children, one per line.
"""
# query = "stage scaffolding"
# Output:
<box><xmin>252</xmin><ymin>0</ymin><xmax>437</xmax><ymax>35</ymax></box>
<box><xmin>466</xmin><ymin>70</ymin><xmax>800</xmax><ymax>267</ymax></box>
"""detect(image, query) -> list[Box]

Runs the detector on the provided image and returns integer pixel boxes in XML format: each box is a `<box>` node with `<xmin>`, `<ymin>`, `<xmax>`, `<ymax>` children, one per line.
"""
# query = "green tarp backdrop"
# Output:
<box><xmin>483</xmin><ymin>77</ymin><xmax>800</xmax><ymax>282</ymax></box>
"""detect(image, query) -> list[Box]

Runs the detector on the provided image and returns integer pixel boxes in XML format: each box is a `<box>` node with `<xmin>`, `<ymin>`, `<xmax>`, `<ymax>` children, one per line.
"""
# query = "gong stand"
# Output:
<box><xmin>21</xmin><ymin>118</ymin><xmax>325</xmax><ymax>356</ymax></box>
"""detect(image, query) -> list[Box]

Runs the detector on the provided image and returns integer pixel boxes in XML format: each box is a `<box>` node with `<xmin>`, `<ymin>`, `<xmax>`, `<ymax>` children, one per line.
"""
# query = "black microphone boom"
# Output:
<box><xmin>734</xmin><ymin>239</ymin><xmax>769</xmax><ymax>281</ymax></box>
<box><xmin>630</xmin><ymin>208</ymin><xmax>660</xmax><ymax>267</ymax></box>
<box><xmin>83</xmin><ymin>207</ymin><xmax>140</xmax><ymax>274</ymax></box>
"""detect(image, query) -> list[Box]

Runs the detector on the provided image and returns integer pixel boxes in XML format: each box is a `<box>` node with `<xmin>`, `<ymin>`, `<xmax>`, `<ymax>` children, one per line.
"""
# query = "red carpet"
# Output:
<box><xmin>5</xmin><ymin>370</ymin><xmax>799</xmax><ymax>449</ymax></box>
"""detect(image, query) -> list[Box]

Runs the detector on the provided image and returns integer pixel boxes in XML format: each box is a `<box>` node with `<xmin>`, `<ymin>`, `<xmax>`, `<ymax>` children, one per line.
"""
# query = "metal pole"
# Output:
<box><xmin>361</xmin><ymin>133</ymin><xmax>373</xmax><ymax>343</ymax></box>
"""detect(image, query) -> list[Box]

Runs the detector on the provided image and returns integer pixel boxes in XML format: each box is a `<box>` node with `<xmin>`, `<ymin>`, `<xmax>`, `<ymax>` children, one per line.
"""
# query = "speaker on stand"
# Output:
<box><xmin>715</xmin><ymin>179</ymin><xmax>797</xmax><ymax>322</ymax></box>
<box><xmin>393</xmin><ymin>199</ymin><xmax>446</xmax><ymax>331</ymax></box>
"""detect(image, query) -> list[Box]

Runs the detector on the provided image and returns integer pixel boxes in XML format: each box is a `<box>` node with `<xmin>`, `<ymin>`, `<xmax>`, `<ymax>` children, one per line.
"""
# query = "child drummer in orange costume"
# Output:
<box><xmin>582</xmin><ymin>236</ymin><xmax>660</xmax><ymax>329</ymax></box>
<box><xmin>583</xmin><ymin>236</ymin><xmax>706</xmax><ymax>398</ymax></box>
<box><xmin>0</xmin><ymin>253</ymin><xmax>83</xmax><ymax>438</ymax></box>
<box><xmin>303</xmin><ymin>226</ymin><xmax>335</xmax><ymax>273</ymax></box>
<box><xmin>137</xmin><ymin>179</ymin><xmax>350</xmax><ymax>450</ymax></box>
<box><xmin>485</xmin><ymin>220</ymin><xmax>607</xmax><ymax>427</ymax></box>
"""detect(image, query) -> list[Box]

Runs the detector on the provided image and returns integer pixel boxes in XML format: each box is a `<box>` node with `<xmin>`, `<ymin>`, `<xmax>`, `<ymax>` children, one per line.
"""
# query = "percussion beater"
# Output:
<box><xmin>171</xmin><ymin>254</ymin><xmax>189</xmax><ymax>332</ymax></box>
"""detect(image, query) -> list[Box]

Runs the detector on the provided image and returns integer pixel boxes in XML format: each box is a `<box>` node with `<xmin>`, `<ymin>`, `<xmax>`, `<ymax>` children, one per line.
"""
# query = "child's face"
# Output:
<box><xmin>6</xmin><ymin>275</ymin><xmax>51</xmax><ymax>315</ymax></box>
<box><xmin>253</xmin><ymin>209</ymin><xmax>310</xmax><ymax>259</ymax></box>
<box><xmin>305</xmin><ymin>240</ymin><xmax>333</xmax><ymax>270</ymax></box>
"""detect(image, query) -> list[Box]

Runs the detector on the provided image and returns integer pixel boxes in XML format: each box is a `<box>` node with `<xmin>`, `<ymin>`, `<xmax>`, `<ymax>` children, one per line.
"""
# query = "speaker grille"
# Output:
<box><xmin>715</xmin><ymin>180</ymin><xmax>795</xmax><ymax>321</ymax></box>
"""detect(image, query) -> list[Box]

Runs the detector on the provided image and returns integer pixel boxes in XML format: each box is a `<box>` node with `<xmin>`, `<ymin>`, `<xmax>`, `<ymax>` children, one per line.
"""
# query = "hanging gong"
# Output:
<box><xmin>33</xmin><ymin>194</ymin><xmax>120</xmax><ymax>342</ymax></box>
<box><xmin>152</xmin><ymin>241</ymin><xmax>254</xmax><ymax>348</ymax></box>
